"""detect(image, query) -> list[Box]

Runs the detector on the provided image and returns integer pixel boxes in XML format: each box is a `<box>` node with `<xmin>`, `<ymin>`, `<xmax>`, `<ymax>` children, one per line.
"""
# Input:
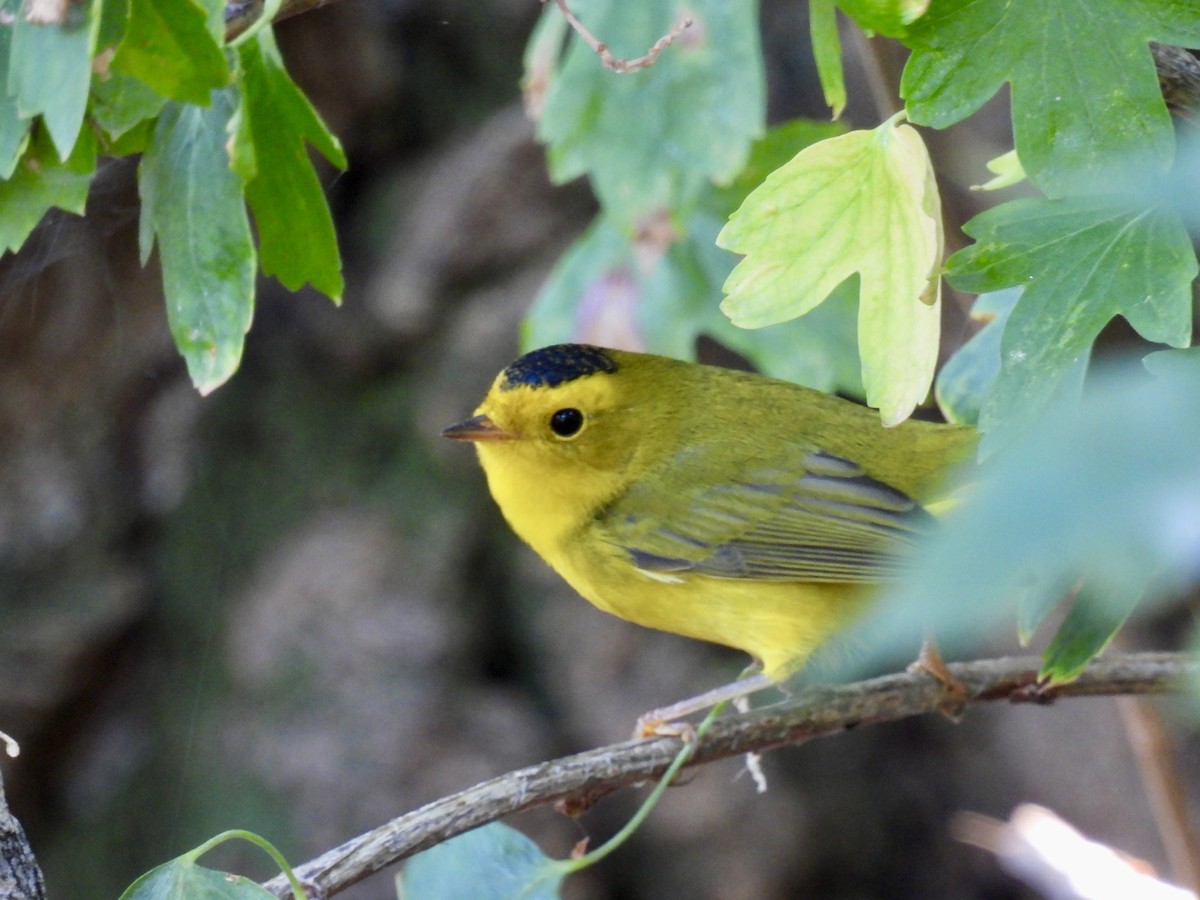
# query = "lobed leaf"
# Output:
<box><xmin>718</xmin><ymin>115</ymin><xmax>942</xmax><ymax>424</ymax></box>
<box><xmin>535</xmin><ymin>0</ymin><xmax>764</xmax><ymax>222</ymax></box>
<box><xmin>902</xmin><ymin>0</ymin><xmax>1200</xmax><ymax>196</ymax></box>
<box><xmin>947</xmin><ymin>195</ymin><xmax>1195</xmax><ymax>454</ymax></box>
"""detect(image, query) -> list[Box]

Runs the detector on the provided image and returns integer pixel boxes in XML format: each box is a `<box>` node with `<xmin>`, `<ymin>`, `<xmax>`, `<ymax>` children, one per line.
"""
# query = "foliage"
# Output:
<box><xmin>119</xmin><ymin>830</ymin><xmax>306</xmax><ymax>900</ymax></box>
<box><xmin>0</xmin><ymin>0</ymin><xmax>344</xmax><ymax>393</ymax></box>
<box><xmin>13</xmin><ymin>0</ymin><xmax>1200</xmax><ymax>895</ymax></box>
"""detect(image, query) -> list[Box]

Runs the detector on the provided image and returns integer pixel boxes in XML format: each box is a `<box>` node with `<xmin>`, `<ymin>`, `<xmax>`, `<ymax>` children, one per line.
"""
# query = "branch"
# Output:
<box><xmin>260</xmin><ymin>652</ymin><xmax>1197</xmax><ymax>899</ymax></box>
<box><xmin>0</xmin><ymin>764</ymin><xmax>46</xmax><ymax>900</ymax></box>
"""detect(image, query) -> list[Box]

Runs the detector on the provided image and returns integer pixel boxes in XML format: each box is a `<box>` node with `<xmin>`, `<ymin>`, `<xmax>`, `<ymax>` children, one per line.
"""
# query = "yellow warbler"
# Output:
<box><xmin>443</xmin><ymin>344</ymin><xmax>976</xmax><ymax>726</ymax></box>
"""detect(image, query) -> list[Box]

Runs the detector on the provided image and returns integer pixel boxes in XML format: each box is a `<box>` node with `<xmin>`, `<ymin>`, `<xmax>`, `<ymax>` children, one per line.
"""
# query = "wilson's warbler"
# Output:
<box><xmin>443</xmin><ymin>344</ymin><xmax>976</xmax><ymax>726</ymax></box>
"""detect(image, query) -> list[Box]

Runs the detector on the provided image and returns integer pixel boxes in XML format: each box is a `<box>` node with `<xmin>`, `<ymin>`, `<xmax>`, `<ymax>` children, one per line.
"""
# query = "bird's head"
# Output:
<box><xmin>442</xmin><ymin>345</ymin><xmax>674</xmax><ymax>523</ymax></box>
<box><xmin>443</xmin><ymin>344</ymin><xmax>629</xmax><ymax>463</ymax></box>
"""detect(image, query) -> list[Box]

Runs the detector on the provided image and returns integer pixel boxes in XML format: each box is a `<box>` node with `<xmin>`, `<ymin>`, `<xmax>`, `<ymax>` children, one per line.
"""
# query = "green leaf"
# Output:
<box><xmin>139</xmin><ymin>91</ymin><xmax>255</xmax><ymax>394</ymax></box>
<box><xmin>0</xmin><ymin>126</ymin><xmax>97</xmax><ymax>253</ymax></box>
<box><xmin>112</xmin><ymin>0</ymin><xmax>230</xmax><ymax>105</ymax></box>
<box><xmin>838</xmin><ymin>0</ymin><xmax>930</xmax><ymax>38</ymax></box>
<box><xmin>809</xmin><ymin>0</ymin><xmax>846</xmax><ymax>118</ymax></box>
<box><xmin>842</xmin><ymin>359</ymin><xmax>1200</xmax><ymax>679</ymax></box>
<box><xmin>719</xmin><ymin>114</ymin><xmax>943</xmax><ymax>424</ymax></box>
<box><xmin>933</xmin><ymin>288</ymin><xmax>1020</xmax><ymax>427</ymax></box>
<box><xmin>1040</xmin><ymin>584</ymin><xmax>1143</xmax><ymax>683</ymax></box>
<box><xmin>9</xmin><ymin>0</ymin><xmax>95</xmax><ymax>159</ymax></box>
<box><xmin>901</xmin><ymin>0</ymin><xmax>1200</xmax><ymax>196</ymax></box>
<box><xmin>120</xmin><ymin>860</ymin><xmax>275</xmax><ymax>899</ymax></box>
<box><xmin>400</xmin><ymin>822</ymin><xmax>562</xmax><ymax>900</ymax></box>
<box><xmin>233</xmin><ymin>31</ymin><xmax>345</xmax><ymax>299</ymax></box>
<box><xmin>97</xmin><ymin>0</ymin><xmax>131</xmax><ymax>49</ymax></box>
<box><xmin>91</xmin><ymin>71</ymin><xmax>166</xmax><ymax>139</ymax></box>
<box><xmin>946</xmin><ymin>195</ymin><xmax>1196</xmax><ymax>454</ymax></box>
<box><xmin>0</xmin><ymin>0</ymin><xmax>30</xmax><ymax>180</ymax></box>
<box><xmin>536</xmin><ymin>0</ymin><xmax>764</xmax><ymax>221</ymax></box>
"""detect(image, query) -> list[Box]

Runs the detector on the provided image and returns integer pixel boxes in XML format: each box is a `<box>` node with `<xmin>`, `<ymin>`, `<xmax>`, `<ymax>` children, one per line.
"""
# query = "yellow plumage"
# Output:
<box><xmin>444</xmin><ymin>344</ymin><xmax>975</xmax><ymax>694</ymax></box>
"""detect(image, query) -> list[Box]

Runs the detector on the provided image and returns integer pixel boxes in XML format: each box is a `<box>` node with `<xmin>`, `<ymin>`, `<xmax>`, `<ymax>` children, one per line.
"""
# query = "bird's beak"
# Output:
<box><xmin>441</xmin><ymin>414</ymin><xmax>516</xmax><ymax>442</ymax></box>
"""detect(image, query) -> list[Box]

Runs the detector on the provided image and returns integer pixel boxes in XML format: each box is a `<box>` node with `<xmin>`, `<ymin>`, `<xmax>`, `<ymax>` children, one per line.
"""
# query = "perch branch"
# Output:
<box><xmin>260</xmin><ymin>652</ymin><xmax>1197</xmax><ymax>899</ymax></box>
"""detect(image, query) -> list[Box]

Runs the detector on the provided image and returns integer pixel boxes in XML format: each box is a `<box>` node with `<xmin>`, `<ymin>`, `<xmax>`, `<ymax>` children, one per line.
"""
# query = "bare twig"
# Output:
<box><xmin>1117</xmin><ymin>696</ymin><xmax>1200</xmax><ymax>893</ymax></box>
<box><xmin>545</xmin><ymin>0</ymin><xmax>693</xmax><ymax>74</ymax></box>
<box><xmin>260</xmin><ymin>652</ymin><xmax>1198</xmax><ymax>899</ymax></box>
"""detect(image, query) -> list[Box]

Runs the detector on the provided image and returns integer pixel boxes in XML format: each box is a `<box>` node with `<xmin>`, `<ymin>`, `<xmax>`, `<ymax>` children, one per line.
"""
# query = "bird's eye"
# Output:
<box><xmin>549</xmin><ymin>408</ymin><xmax>584</xmax><ymax>438</ymax></box>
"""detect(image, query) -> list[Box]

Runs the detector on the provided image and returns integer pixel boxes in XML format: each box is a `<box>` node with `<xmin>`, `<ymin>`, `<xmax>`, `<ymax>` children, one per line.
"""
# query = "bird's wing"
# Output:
<box><xmin>597</xmin><ymin>443</ymin><xmax>932</xmax><ymax>583</ymax></box>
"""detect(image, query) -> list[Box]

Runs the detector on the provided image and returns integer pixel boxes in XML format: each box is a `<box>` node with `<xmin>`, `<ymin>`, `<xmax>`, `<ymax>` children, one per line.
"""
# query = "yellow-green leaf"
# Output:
<box><xmin>718</xmin><ymin>114</ymin><xmax>942</xmax><ymax>424</ymax></box>
<box><xmin>972</xmin><ymin>149</ymin><xmax>1025</xmax><ymax>192</ymax></box>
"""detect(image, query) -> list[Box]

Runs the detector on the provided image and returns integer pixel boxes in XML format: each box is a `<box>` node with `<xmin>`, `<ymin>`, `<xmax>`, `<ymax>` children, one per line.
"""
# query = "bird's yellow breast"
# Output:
<box><xmin>547</xmin><ymin>527</ymin><xmax>868</xmax><ymax>680</ymax></box>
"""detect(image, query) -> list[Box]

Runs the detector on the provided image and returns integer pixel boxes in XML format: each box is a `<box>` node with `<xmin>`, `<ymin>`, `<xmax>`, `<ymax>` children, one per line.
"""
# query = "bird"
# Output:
<box><xmin>443</xmin><ymin>343</ymin><xmax>977</xmax><ymax>731</ymax></box>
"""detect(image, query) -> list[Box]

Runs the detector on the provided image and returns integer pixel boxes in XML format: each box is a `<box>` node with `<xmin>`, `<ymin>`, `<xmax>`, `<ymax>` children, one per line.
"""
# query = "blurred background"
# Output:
<box><xmin>1</xmin><ymin>1</ymin><xmax>1197</xmax><ymax>897</ymax></box>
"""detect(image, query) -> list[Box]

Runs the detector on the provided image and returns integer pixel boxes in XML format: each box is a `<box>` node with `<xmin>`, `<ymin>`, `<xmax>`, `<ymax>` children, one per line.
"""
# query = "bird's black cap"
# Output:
<box><xmin>499</xmin><ymin>344</ymin><xmax>619</xmax><ymax>391</ymax></box>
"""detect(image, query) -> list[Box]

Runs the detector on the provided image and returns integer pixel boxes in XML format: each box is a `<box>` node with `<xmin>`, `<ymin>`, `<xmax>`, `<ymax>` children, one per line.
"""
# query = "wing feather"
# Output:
<box><xmin>599</xmin><ymin>442</ymin><xmax>932</xmax><ymax>584</ymax></box>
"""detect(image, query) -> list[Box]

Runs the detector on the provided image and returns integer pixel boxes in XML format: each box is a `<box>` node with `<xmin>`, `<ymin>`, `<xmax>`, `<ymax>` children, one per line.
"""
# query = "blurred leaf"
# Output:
<box><xmin>234</xmin><ymin>31</ymin><xmax>345</xmax><ymax>299</ymax></box>
<box><xmin>972</xmin><ymin>149</ymin><xmax>1025</xmax><ymax>191</ymax></box>
<box><xmin>1040</xmin><ymin>584</ymin><xmax>1143</xmax><ymax>683</ymax></box>
<box><xmin>809</xmin><ymin>0</ymin><xmax>846</xmax><ymax>118</ymax></box>
<box><xmin>934</xmin><ymin>288</ymin><xmax>1020</xmax><ymax>426</ymax></box>
<box><xmin>536</xmin><ymin>0</ymin><xmax>764</xmax><ymax>221</ymax></box>
<box><xmin>0</xmin><ymin>126</ymin><xmax>96</xmax><ymax>253</ymax></box>
<box><xmin>520</xmin><ymin>2</ymin><xmax>568</xmax><ymax>119</ymax></box>
<box><xmin>1144</xmin><ymin>347</ymin><xmax>1200</xmax><ymax>379</ymax></box>
<box><xmin>105</xmin><ymin>117</ymin><xmax>155</xmax><ymax>155</ymax></box>
<box><xmin>97</xmin><ymin>0</ymin><xmax>130</xmax><ymax>48</ymax></box>
<box><xmin>9</xmin><ymin>0</ymin><xmax>95</xmax><ymax>159</ymax></box>
<box><xmin>91</xmin><ymin>70</ymin><xmax>166</xmax><ymax>139</ymax></box>
<box><xmin>120</xmin><ymin>860</ymin><xmax>275</xmax><ymax>899</ymax></box>
<box><xmin>0</xmin><ymin>0</ymin><xmax>29</xmax><ymax>180</ymax></box>
<box><xmin>139</xmin><ymin>91</ymin><xmax>255</xmax><ymax>394</ymax></box>
<box><xmin>112</xmin><ymin>0</ymin><xmax>230</xmax><ymax>105</ymax></box>
<box><xmin>838</xmin><ymin>0</ymin><xmax>929</xmax><ymax>38</ymax></box>
<box><xmin>719</xmin><ymin>115</ymin><xmax>942</xmax><ymax>424</ymax></box>
<box><xmin>844</xmin><ymin>360</ymin><xmax>1200</xmax><ymax>679</ymax></box>
<box><xmin>399</xmin><ymin>822</ymin><xmax>562</xmax><ymax>900</ymax></box>
<box><xmin>947</xmin><ymin>196</ymin><xmax>1195</xmax><ymax>455</ymax></box>
<box><xmin>901</xmin><ymin>0</ymin><xmax>1200</xmax><ymax>196</ymax></box>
